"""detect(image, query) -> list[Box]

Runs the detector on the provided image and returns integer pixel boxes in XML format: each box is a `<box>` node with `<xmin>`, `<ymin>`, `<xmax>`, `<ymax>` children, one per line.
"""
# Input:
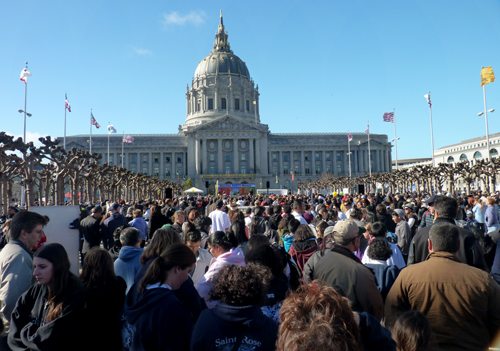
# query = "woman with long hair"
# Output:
<box><xmin>126</xmin><ymin>243</ymin><xmax>196</xmax><ymax>351</ymax></box>
<box><xmin>8</xmin><ymin>243</ymin><xmax>86</xmax><ymax>351</ymax></box>
<box><xmin>81</xmin><ymin>247</ymin><xmax>126</xmax><ymax>351</ymax></box>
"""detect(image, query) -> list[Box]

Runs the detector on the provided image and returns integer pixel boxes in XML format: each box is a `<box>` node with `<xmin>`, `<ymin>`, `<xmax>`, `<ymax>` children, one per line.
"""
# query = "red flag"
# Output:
<box><xmin>65</xmin><ymin>94</ymin><xmax>71</xmax><ymax>112</ymax></box>
<box><xmin>383</xmin><ymin>112</ymin><xmax>394</xmax><ymax>123</ymax></box>
<box><xmin>122</xmin><ymin>135</ymin><xmax>135</xmax><ymax>144</ymax></box>
<box><xmin>291</xmin><ymin>171</ymin><xmax>295</xmax><ymax>182</ymax></box>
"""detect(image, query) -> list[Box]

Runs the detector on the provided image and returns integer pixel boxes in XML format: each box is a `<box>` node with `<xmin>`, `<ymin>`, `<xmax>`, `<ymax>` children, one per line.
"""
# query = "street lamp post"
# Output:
<box><xmin>477</xmin><ymin>108</ymin><xmax>495</xmax><ymax>160</ymax></box>
<box><xmin>17</xmin><ymin>109</ymin><xmax>32</xmax><ymax>143</ymax></box>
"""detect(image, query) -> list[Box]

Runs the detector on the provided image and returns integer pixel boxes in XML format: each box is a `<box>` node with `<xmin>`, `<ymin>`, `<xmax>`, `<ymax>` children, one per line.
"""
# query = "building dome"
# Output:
<box><xmin>194</xmin><ymin>51</ymin><xmax>250</xmax><ymax>79</ymax></box>
<box><xmin>184</xmin><ymin>12</ymin><xmax>260</xmax><ymax>128</ymax></box>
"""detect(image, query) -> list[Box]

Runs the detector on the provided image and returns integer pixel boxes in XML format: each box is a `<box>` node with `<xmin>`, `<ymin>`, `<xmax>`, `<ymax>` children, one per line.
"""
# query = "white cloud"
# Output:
<box><xmin>132</xmin><ymin>47</ymin><xmax>153</xmax><ymax>56</ymax></box>
<box><xmin>162</xmin><ymin>11</ymin><xmax>206</xmax><ymax>27</ymax></box>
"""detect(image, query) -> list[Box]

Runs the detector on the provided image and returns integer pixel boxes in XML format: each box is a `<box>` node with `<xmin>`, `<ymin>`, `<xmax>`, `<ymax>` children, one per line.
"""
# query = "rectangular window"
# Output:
<box><xmin>234</xmin><ymin>98</ymin><xmax>240</xmax><ymax>110</ymax></box>
<box><xmin>246</xmin><ymin>100</ymin><xmax>250</xmax><ymax>111</ymax></box>
<box><xmin>196</xmin><ymin>100</ymin><xmax>201</xmax><ymax>112</ymax></box>
<box><xmin>208</xmin><ymin>98</ymin><xmax>214</xmax><ymax>110</ymax></box>
<box><xmin>221</xmin><ymin>98</ymin><xmax>227</xmax><ymax>110</ymax></box>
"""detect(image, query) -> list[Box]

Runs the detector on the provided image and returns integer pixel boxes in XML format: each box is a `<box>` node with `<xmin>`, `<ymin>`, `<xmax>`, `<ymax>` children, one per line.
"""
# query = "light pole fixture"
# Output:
<box><xmin>18</xmin><ymin>109</ymin><xmax>32</xmax><ymax>143</ymax></box>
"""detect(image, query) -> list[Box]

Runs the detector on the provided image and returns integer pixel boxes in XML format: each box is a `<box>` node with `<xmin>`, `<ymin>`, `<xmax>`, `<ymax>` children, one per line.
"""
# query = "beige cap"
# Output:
<box><xmin>332</xmin><ymin>221</ymin><xmax>360</xmax><ymax>245</ymax></box>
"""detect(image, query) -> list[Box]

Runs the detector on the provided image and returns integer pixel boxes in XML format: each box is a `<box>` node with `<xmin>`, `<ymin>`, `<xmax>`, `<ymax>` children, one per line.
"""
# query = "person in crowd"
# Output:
<box><xmin>245</xmin><ymin>236</ymin><xmax>289</xmax><ymax>323</ymax></box>
<box><xmin>362</xmin><ymin>222</ymin><xmax>405</xmax><ymax>269</ymax></box>
<box><xmin>182</xmin><ymin>208</ymin><xmax>200</xmax><ymax>235</ymax></box>
<box><xmin>0</xmin><ymin>211</ymin><xmax>48</xmax><ymax>335</ymax></box>
<box><xmin>485</xmin><ymin>196</ymin><xmax>500</xmax><ymax>234</ymax></box>
<box><xmin>282</xmin><ymin>217</ymin><xmax>300</xmax><ymax>253</ymax></box>
<box><xmin>191</xmin><ymin>264</ymin><xmax>277</xmax><ymax>351</ymax></box>
<box><xmin>103</xmin><ymin>203</ymin><xmax>126</xmax><ymax>250</ymax></box>
<box><xmin>81</xmin><ymin>247</ymin><xmax>126</xmax><ymax>351</ymax></box>
<box><xmin>194</xmin><ymin>216</ymin><xmax>212</xmax><ymax>249</ymax></box>
<box><xmin>385</xmin><ymin>222</ymin><xmax>500</xmax><ymax>350</ymax></box>
<box><xmin>391</xmin><ymin>311</ymin><xmax>431</xmax><ymax>351</ymax></box>
<box><xmin>418</xmin><ymin>196</ymin><xmax>435</xmax><ymax>228</ymax></box>
<box><xmin>288</xmin><ymin>224</ymin><xmax>318</xmax><ymax>273</ymax></box>
<box><xmin>291</xmin><ymin>200</ymin><xmax>308</xmax><ymax>225</ymax></box>
<box><xmin>185</xmin><ymin>230</ymin><xmax>212</xmax><ymax>286</ymax></box>
<box><xmin>404</xmin><ymin>204</ymin><xmax>418</xmax><ymax>236</ymax></box>
<box><xmin>128</xmin><ymin>209</ymin><xmax>148</xmax><ymax>243</ymax></box>
<box><xmin>171</xmin><ymin>210</ymin><xmax>185</xmax><ymax>239</ymax></box>
<box><xmin>363</xmin><ymin>238</ymin><xmax>400</xmax><ymax>299</ymax></box>
<box><xmin>374</xmin><ymin>203</ymin><xmax>396</xmax><ymax>233</ymax></box>
<box><xmin>408</xmin><ymin>196</ymin><xmax>488</xmax><ymax>270</ymax></box>
<box><xmin>277</xmin><ymin>281</ymin><xmax>395</xmax><ymax>351</ymax></box>
<box><xmin>114</xmin><ymin>227</ymin><xmax>143</xmax><ymax>294</ymax></box>
<box><xmin>8</xmin><ymin>243</ymin><xmax>86</xmax><ymax>351</ymax></box>
<box><xmin>314</xmin><ymin>220</ymin><xmax>329</xmax><ymax>246</ymax></box>
<box><xmin>208</xmin><ymin>200</ymin><xmax>231</xmax><ymax>234</ymax></box>
<box><xmin>79</xmin><ymin>205</ymin><xmax>103</xmax><ymax>261</ymax></box>
<box><xmin>148</xmin><ymin>205</ymin><xmax>167</xmax><ymax>239</ymax></box>
<box><xmin>249</xmin><ymin>206</ymin><xmax>268</xmax><ymax>236</ymax></box>
<box><xmin>302</xmin><ymin>220</ymin><xmax>384</xmax><ymax>320</ymax></box>
<box><xmin>126</xmin><ymin>243</ymin><xmax>196</xmax><ymax>351</ymax></box>
<box><xmin>471</xmin><ymin>196</ymin><xmax>486</xmax><ymax>233</ymax></box>
<box><xmin>392</xmin><ymin>209</ymin><xmax>411</xmax><ymax>261</ymax></box>
<box><xmin>196</xmin><ymin>231</ymin><xmax>245</xmax><ymax>304</ymax></box>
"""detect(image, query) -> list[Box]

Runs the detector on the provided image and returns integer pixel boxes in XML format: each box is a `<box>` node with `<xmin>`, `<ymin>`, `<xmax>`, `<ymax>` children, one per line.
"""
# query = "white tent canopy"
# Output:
<box><xmin>184</xmin><ymin>187</ymin><xmax>204</xmax><ymax>194</ymax></box>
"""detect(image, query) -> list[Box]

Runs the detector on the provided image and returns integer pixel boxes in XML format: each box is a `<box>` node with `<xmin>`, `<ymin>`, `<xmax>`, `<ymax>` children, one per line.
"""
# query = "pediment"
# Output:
<box><xmin>187</xmin><ymin>116</ymin><xmax>267</xmax><ymax>134</ymax></box>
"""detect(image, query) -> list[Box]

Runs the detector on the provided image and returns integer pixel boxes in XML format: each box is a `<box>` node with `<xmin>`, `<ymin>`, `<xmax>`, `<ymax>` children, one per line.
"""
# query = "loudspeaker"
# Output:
<box><xmin>357</xmin><ymin>184</ymin><xmax>365</xmax><ymax>194</ymax></box>
<box><xmin>164</xmin><ymin>187</ymin><xmax>173</xmax><ymax>199</ymax></box>
<box><xmin>266</xmin><ymin>181</ymin><xmax>270</xmax><ymax>189</ymax></box>
<box><xmin>205</xmin><ymin>181</ymin><xmax>210</xmax><ymax>188</ymax></box>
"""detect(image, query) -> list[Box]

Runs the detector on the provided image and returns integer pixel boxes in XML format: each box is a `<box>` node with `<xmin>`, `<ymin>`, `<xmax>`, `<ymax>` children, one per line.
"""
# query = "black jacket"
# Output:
<box><xmin>127</xmin><ymin>287</ymin><xmax>193</xmax><ymax>351</ymax></box>
<box><xmin>407</xmin><ymin>217</ymin><xmax>488</xmax><ymax>270</ymax></box>
<box><xmin>190</xmin><ymin>303</ymin><xmax>277</xmax><ymax>351</ymax></box>
<box><xmin>80</xmin><ymin>215</ymin><xmax>102</xmax><ymax>252</ymax></box>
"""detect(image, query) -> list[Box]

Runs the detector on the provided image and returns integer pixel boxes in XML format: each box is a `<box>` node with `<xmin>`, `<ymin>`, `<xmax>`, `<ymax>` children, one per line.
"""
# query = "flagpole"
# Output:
<box><xmin>348</xmin><ymin>138</ymin><xmax>352</xmax><ymax>178</ymax></box>
<box><xmin>121</xmin><ymin>132</ymin><xmax>125</xmax><ymax>168</ymax></box>
<box><xmin>367</xmin><ymin>122</ymin><xmax>372</xmax><ymax>177</ymax></box>
<box><xmin>427</xmin><ymin>92</ymin><xmax>435</xmax><ymax>167</ymax></box>
<box><xmin>89</xmin><ymin>109</ymin><xmax>93</xmax><ymax>154</ymax></box>
<box><xmin>22</xmin><ymin>63</ymin><xmax>28</xmax><ymax>209</ymax></box>
<box><xmin>482</xmin><ymin>85</ymin><xmax>491</xmax><ymax>160</ymax></box>
<box><xmin>64</xmin><ymin>94</ymin><xmax>67</xmax><ymax>150</ymax></box>
<box><xmin>107</xmin><ymin>122</ymin><xmax>110</xmax><ymax>164</ymax></box>
<box><xmin>393</xmin><ymin>109</ymin><xmax>399</xmax><ymax>170</ymax></box>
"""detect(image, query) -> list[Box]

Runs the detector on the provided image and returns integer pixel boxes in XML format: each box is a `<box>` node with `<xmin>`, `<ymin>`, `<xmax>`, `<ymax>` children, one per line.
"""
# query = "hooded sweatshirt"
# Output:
<box><xmin>114</xmin><ymin>246</ymin><xmax>143</xmax><ymax>294</ymax></box>
<box><xmin>190</xmin><ymin>303</ymin><xmax>277</xmax><ymax>351</ymax></box>
<box><xmin>126</xmin><ymin>286</ymin><xmax>193</xmax><ymax>351</ymax></box>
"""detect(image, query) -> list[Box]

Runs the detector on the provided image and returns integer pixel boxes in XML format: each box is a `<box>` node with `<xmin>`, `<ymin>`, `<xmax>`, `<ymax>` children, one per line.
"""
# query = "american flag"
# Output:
<box><xmin>424</xmin><ymin>93</ymin><xmax>432</xmax><ymax>108</ymax></box>
<box><xmin>347</xmin><ymin>133</ymin><xmax>353</xmax><ymax>142</ymax></box>
<box><xmin>383</xmin><ymin>112</ymin><xmax>394</xmax><ymax>123</ymax></box>
<box><xmin>90</xmin><ymin>113</ymin><xmax>100</xmax><ymax>128</ymax></box>
<box><xmin>122</xmin><ymin>135</ymin><xmax>135</xmax><ymax>144</ymax></box>
<box><xmin>107</xmin><ymin>124</ymin><xmax>117</xmax><ymax>134</ymax></box>
<box><xmin>65</xmin><ymin>94</ymin><xmax>71</xmax><ymax>112</ymax></box>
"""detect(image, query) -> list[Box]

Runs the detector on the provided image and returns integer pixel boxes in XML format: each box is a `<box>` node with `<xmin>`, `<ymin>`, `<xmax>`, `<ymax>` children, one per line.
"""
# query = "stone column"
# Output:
<box><xmin>249</xmin><ymin>139</ymin><xmax>255</xmax><ymax>173</ymax></box>
<box><xmin>218</xmin><ymin>139</ymin><xmax>223</xmax><ymax>174</ymax></box>
<box><xmin>187</xmin><ymin>137</ymin><xmax>196</xmax><ymax>177</ymax></box>
<box><xmin>202</xmin><ymin>139</ymin><xmax>207</xmax><ymax>174</ymax></box>
<box><xmin>322</xmin><ymin>150</ymin><xmax>326</xmax><ymax>176</ymax></box>
<box><xmin>195</xmin><ymin>138</ymin><xmax>200</xmax><ymax>175</ymax></box>
<box><xmin>301</xmin><ymin>151</ymin><xmax>305</xmax><ymax>176</ymax></box>
<box><xmin>233</xmin><ymin>138</ymin><xmax>239</xmax><ymax>173</ymax></box>
<box><xmin>255</xmin><ymin>136</ymin><xmax>261</xmax><ymax>173</ymax></box>
<box><xmin>260</xmin><ymin>135</ymin><xmax>268</xmax><ymax>176</ymax></box>
<box><xmin>160</xmin><ymin>152</ymin><xmax>164</xmax><ymax>179</ymax></box>
<box><xmin>149</xmin><ymin>152</ymin><xmax>152</xmax><ymax>175</ymax></box>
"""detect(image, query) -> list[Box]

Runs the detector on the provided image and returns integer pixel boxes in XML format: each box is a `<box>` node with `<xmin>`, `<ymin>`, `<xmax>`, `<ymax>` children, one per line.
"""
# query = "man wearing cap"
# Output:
<box><xmin>392</xmin><ymin>209</ymin><xmax>411</xmax><ymax>261</ymax></box>
<box><xmin>208</xmin><ymin>200</ymin><xmax>230</xmax><ymax>234</ymax></box>
<box><xmin>385</xmin><ymin>222</ymin><xmax>500</xmax><ymax>350</ymax></box>
<box><xmin>418</xmin><ymin>196</ymin><xmax>435</xmax><ymax>228</ymax></box>
<box><xmin>80</xmin><ymin>205</ymin><xmax>104</xmax><ymax>259</ymax></box>
<box><xmin>304</xmin><ymin>220</ymin><xmax>383</xmax><ymax>320</ymax></box>
<box><xmin>407</xmin><ymin>196</ymin><xmax>487</xmax><ymax>270</ymax></box>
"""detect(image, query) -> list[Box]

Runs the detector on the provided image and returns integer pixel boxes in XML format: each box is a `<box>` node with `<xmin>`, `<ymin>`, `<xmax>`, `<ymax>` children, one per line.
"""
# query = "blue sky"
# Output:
<box><xmin>1</xmin><ymin>0</ymin><xmax>499</xmax><ymax>160</ymax></box>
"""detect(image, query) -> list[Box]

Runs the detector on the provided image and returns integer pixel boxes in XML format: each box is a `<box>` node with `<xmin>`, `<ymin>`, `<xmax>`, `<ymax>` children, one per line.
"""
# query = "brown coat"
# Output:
<box><xmin>385</xmin><ymin>251</ymin><xmax>500</xmax><ymax>351</ymax></box>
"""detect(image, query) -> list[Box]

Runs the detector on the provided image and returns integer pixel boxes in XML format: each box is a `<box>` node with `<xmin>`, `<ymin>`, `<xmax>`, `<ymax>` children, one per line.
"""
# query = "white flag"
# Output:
<box><xmin>424</xmin><ymin>93</ymin><xmax>432</xmax><ymax>108</ymax></box>
<box><xmin>19</xmin><ymin>67</ymin><xmax>31</xmax><ymax>83</ymax></box>
<box><xmin>107</xmin><ymin>124</ymin><xmax>117</xmax><ymax>134</ymax></box>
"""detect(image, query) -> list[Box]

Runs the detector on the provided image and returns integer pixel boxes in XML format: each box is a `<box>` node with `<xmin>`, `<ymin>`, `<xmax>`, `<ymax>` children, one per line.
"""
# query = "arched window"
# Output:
<box><xmin>447</xmin><ymin>156</ymin><xmax>454</xmax><ymax>163</ymax></box>
<box><xmin>473</xmin><ymin>151</ymin><xmax>482</xmax><ymax>160</ymax></box>
<box><xmin>459</xmin><ymin>154</ymin><xmax>468</xmax><ymax>161</ymax></box>
<box><xmin>490</xmin><ymin>148</ymin><xmax>498</xmax><ymax>159</ymax></box>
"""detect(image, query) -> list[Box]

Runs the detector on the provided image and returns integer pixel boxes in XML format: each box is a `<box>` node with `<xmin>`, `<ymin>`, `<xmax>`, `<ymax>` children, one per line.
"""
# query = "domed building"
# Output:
<box><xmin>64</xmin><ymin>14</ymin><xmax>392</xmax><ymax>194</ymax></box>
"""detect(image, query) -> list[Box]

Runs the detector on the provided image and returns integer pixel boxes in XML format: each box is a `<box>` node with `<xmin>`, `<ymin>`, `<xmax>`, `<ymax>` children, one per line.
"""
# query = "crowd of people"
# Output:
<box><xmin>0</xmin><ymin>190</ymin><xmax>498</xmax><ymax>350</ymax></box>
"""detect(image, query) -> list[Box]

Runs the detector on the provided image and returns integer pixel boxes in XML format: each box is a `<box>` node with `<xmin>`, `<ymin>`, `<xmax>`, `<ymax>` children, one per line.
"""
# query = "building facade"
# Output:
<box><xmin>64</xmin><ymin>15</ymin><xmax>392</xmax><ymax>190</ymax></box>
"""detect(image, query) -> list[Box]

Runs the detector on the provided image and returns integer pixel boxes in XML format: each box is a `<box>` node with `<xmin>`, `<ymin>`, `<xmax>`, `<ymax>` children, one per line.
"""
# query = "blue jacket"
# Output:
<box><xmin>114</xmin><ymin>246</ymin><xmax>143</xmax><ymax>294</ymax></box>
